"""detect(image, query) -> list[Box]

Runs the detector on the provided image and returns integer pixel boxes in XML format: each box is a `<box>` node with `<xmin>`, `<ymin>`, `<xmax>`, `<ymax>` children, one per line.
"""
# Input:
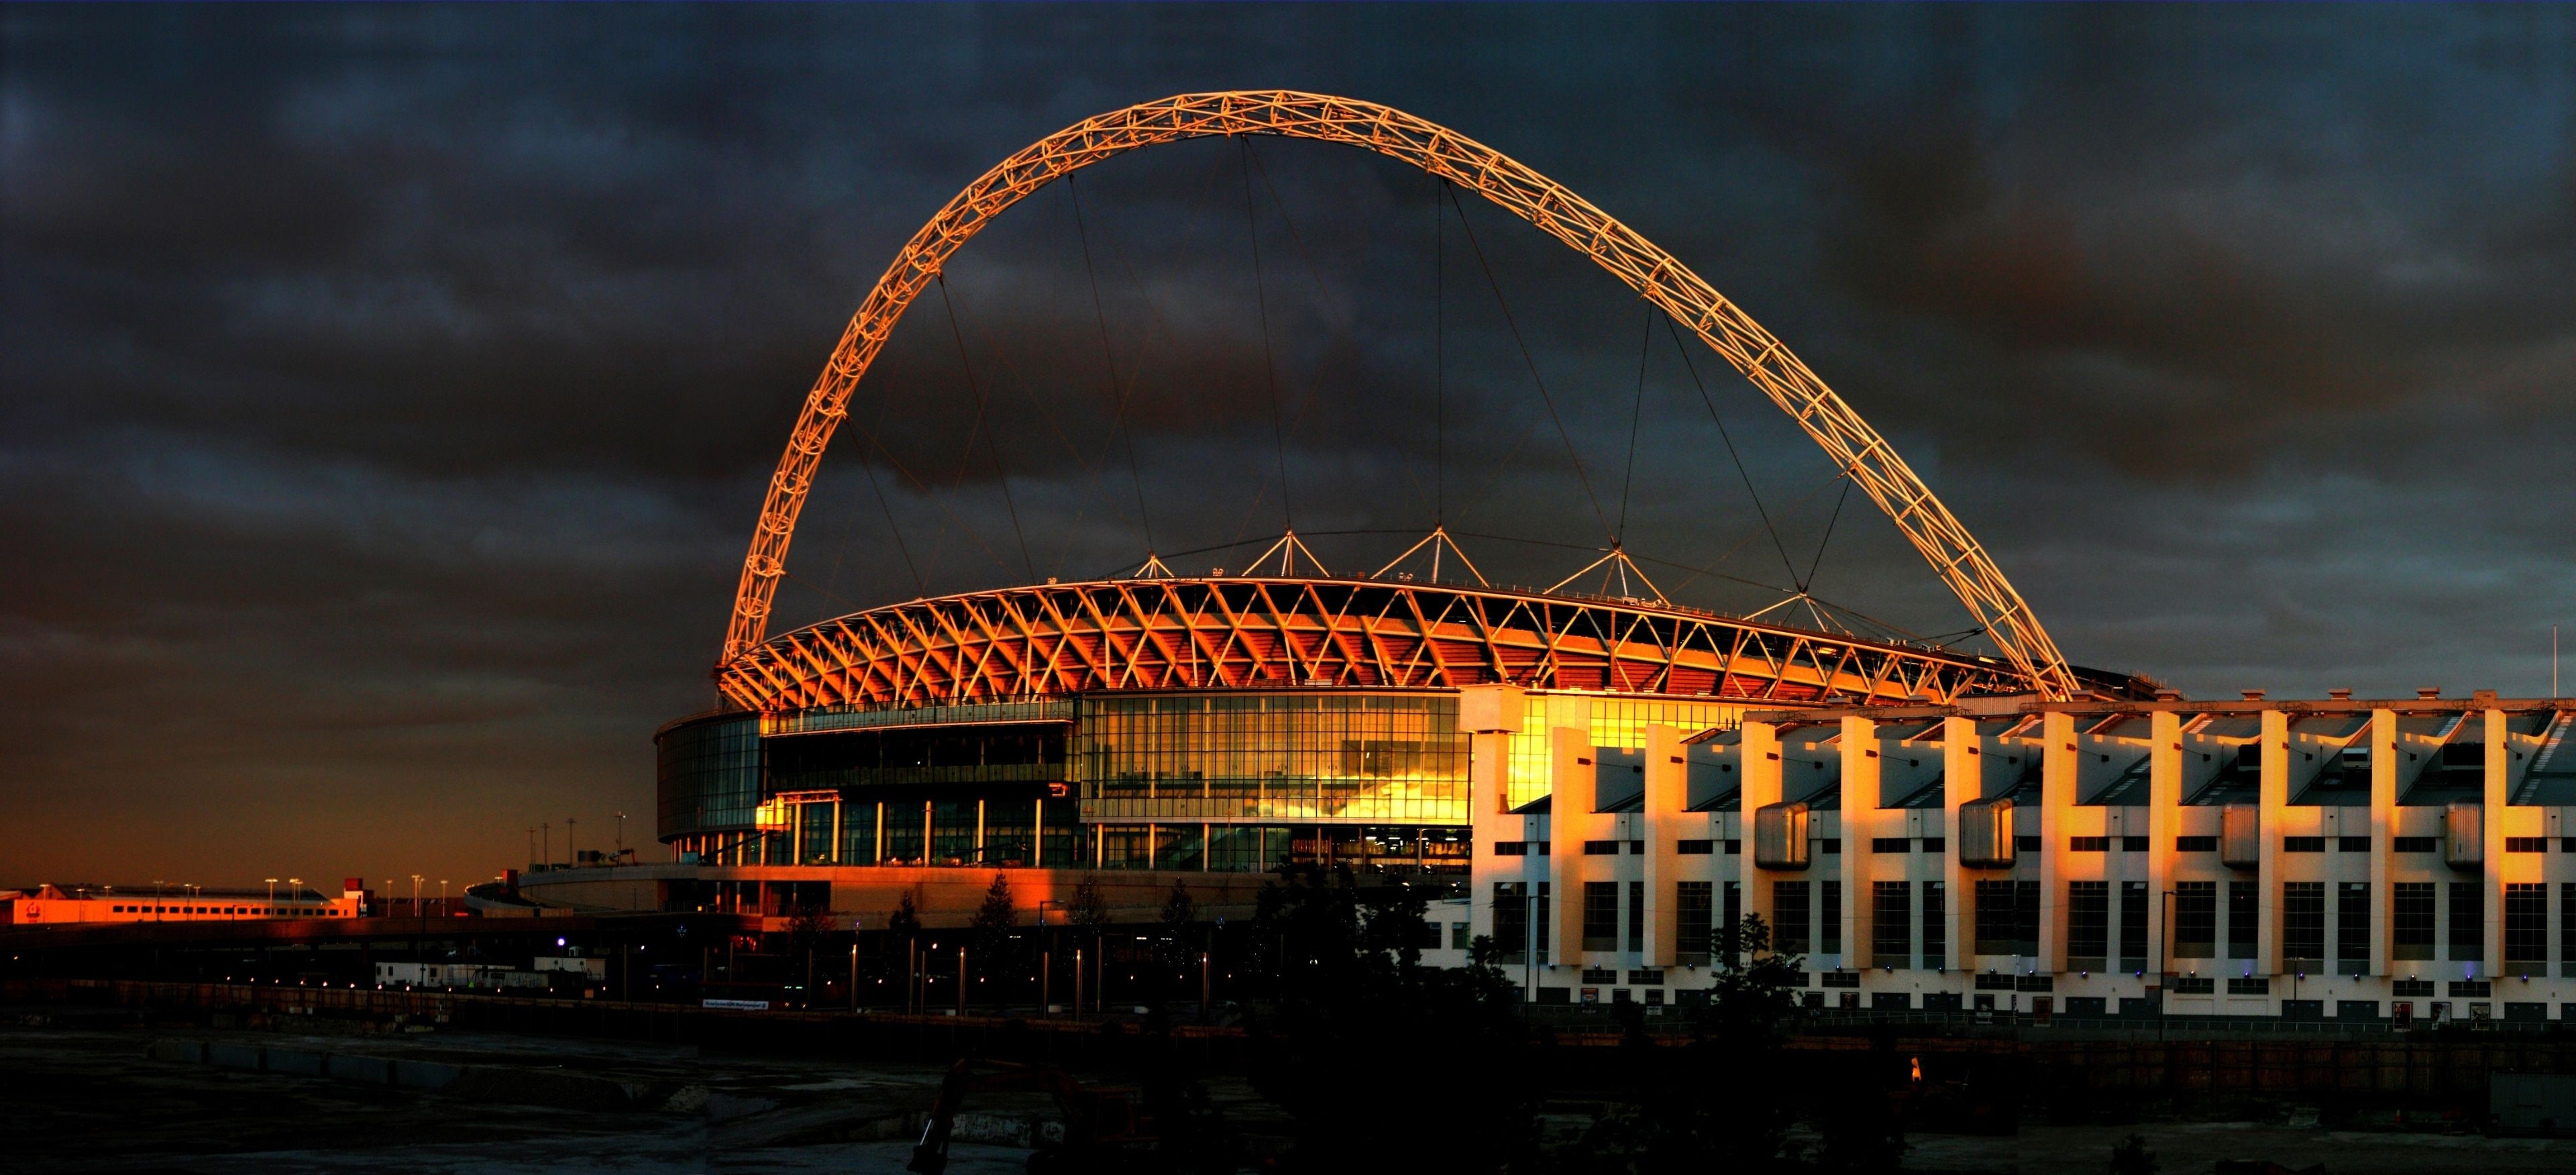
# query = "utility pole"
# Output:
<box><xmin>541</xmin><ymin>823</ymin><xmax>551</xmax><ymax>868</ymax></box>
<box><xmin>956</xmin><ymin>946</ymin><xmax>966</xmax><ymax>1017</ymax></box>
<box><xmin>616</xmin><ymin>811</ymin><xmax>627</xmax><ymax>856</ymax></box>
<box><xmin>438</xmin><ymin>879</ymin><xmax>448</xmax><ymax>919</ymax></box>
<box><xmin>566</xmin><ymin>816</ymin><xmax>578</xmax><ymax>866</ymax></box>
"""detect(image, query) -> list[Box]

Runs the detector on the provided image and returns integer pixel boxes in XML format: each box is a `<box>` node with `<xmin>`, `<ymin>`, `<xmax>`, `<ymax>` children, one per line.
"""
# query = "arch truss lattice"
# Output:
<box><xmin>727</xmin><ymin>91</ymin><xmax>2081</xmax><ymax>700</ymax></box>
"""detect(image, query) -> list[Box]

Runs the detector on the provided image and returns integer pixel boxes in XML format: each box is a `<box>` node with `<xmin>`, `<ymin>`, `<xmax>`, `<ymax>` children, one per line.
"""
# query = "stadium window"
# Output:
<box><xmin>2506</xmin><ymin>837</ymin><xmax>2548</xmax><ymax>854</ymax></box>
<box><xmin>2337</xmin><ymin>884</ymin><xmax>2369</xmax><ymax>972</ymax></box>
<box><xmin>1676</xmin><ymin>839</ymin><xmax>1713</xmax><ymax>855</ymax></box>
<box><xmin>1872</xmin><ymin>837</ymin><xmax>1910</xmax><ymax>854</ymax></box>
<box><xmin>1583</xmin><ymin>841</ymin><xmax>1619</xmax><ymax>856</ymax></box>
<box><xmin>1582</xmin><ymin>883</ymin><xmax>1620</xmax><ymax>952</ymax></box>
<box><xmin>2337</xmin><ymin>836</ymin><xmax>2371</xmax><ymax>852</ymax></box>
<box><xmin>1493</xmin><ymin>841</ymin><xmax>1527</xmax><ymax>856</ymax></box>
<box><xmin>2505</xmin><ymin>884</ymin><xmax>2546</xmax><ymax>963</ymax></box>
<box><xmin>2121</xmin><ymin>835</ymin><xmax>2149</xmax><ymax>852</ymax></box>
<box><xmin>2282</xmin><ymin>882</ymin><xmax>2325</xmax><ymax>968</ymax></box>
<box><xmin>1722</xmin><ymin>839</ymin><xmax>1742</xmax><ymax>854</ymax></box>
<box><xmin>1872</xmin><ymin>882</ymin><xmax>1911</xmax><ymax>968</ymax></box>
<box><xmin>2015</xmin><ymin>835</ymin><xmax>2041</xmax><ymax>852</ymax></box>
<box><xmin>1628</xmin><ymin>881</ymin><xmax>1645</xmax><ymax>953</ymax></box>
<box><xmin>1820</xmin><ymin>839</ymin><xmax>1841</xmax><ymax>855</ymax></box>
<box><xmin>1772</xmin><ymin>881</ymin><xmax>1812</xmax><ymax>955</ymax></box>
<box><xmin>2176</xmin><ymin>835</ymin><xmax>2216</xmax><ymax>852</ymax></box>
<box><xmin>2174</xmin><ymin>882</ymin><xmax>2216</xmax><ymax>958</ymax></box>
<box><xmin>1675</xmin><ymin>882</ymin><xmax>1713</xmax><ymax>962</ymax></box>
<box><xmin>2566</xmin><ymin>883</ymin><xmax>2576</xmax><ymax>967</ymax></box>
<box><xmin>2227</xmin><ymin>882</ymin><xmax>2257</xmax><ymax>960</ymax></box>
<box><xmin>2394</xmin><ymin>836</ymin><xmax>2437</xmax><ymax>853</ymax></box>
<box><xmin>1919</xmin><ymin>837</ymin><xmax>1944</xmax><ymax>853</ymax></box>
<box><xmin>2283</xmin><ymin>837</ymin><xmax>2325</xmax><ymax>853</ymax></box>
<box><xmin>2394</xmin><ymin>883</ymin><xmax>2436</xmax><ymax>960</ymax></box>
<box><xmin>1920</xmin><ymin>882</ymin><xmax>1944</xmax><ymax>963</ymax></box>
<box><xmin>2070</xmin><ymin>836</ymin><xmax>2109</xmax><ymax>852</ymax></box>
<box><xmin>2067</xmin><ymin>882</ymin><xmax>2109</xmax><ymax>968</ymax></box>
<box><xmin>2448</xmin><ymin>882</ymin><xmax>2483</xmax><ymax>961</ymax></box>
<box><xmin>1819</xmin><ymin>881</ymin><xmax>1840</xmax><ymax>954</ymax></box>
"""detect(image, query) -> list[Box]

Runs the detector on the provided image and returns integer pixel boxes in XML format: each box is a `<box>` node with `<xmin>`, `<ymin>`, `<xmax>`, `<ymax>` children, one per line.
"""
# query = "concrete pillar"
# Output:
<box><xmin>2149</xmin><ymin>711</ymin><xmax>2183</xmax><ymax>983</ymax></box>
<box><xmin>2483</xmin><ymin>707</ymin><xmax>2508</xmax><ymax>973</ymax></box>
<box><xmin>1841</xmin><ymin>716</ymin><xmax>1881</xmax><ymax>968</ymax></box>
<box><xmin>1940</xmin><ymin>716</ymin><xmax>1974</xmax><ymax>974</ymax></box>
<box><xmin>1468</xmin><ymin>728</ymin><xmax>1516</xmax><ymax>948</ymax></box>
<box><xmin>2258</xmin><ymin>709</ymin><xmax>2290</xmax><ymax>980</ymax></box>
<box><xmin>1643</xmin><ymin>724</ymin><xmax>1683</xmax><ymax>968</ymax></box>
<box><xmin>1549</xmin><ymin>726</ymin><xmax>1592</xmax><ymax>965</ymax></box>
<box><xmin>1741</xmin><ymin>719</ymin><xmax>1784</xmax><ymax>950</ymax></box>
<box><xmin>2369</xmin><ymin>709</ymin><xmax>2397</xmax><ymax>977</ymax></box>
<box><xmin>2040</xmin><ymin>712</ymin><xmax>2078</xmax><ymax>975</ymax></box>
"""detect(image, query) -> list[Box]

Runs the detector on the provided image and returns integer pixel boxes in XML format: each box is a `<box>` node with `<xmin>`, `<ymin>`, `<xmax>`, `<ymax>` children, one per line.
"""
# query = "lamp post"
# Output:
<box><xmin>438</xmin><ymin>879</ymin><xmax>448</xmax><ymax>919</ymax></box>
<box><xmin>265</xmin><ymin>878</ymin><xmax>278</xmax><ymax>915</ymax></box>
<box><xmin>566</xmin><ymin>816</ymin><xmax>578</xmax><ymax>866</ymax></box>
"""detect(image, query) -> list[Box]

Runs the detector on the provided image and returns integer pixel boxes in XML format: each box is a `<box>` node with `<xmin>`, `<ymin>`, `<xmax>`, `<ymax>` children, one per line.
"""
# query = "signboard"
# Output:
<box><xmin>702</xmin><ymin>998</ymin><xmax>771</xmax><ymax>1011</ymax></box>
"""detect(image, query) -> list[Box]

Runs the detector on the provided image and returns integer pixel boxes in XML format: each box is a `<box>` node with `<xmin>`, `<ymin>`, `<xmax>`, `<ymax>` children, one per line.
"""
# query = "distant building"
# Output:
<box><xmin>3</xmin><ymin>879</ymin><xmax>364</xmax><ymax>925</ymax></box>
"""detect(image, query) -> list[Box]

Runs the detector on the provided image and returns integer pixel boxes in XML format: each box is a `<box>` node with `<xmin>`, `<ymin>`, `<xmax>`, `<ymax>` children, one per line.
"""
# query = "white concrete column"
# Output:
<box><xmin>1468</xmin><ymin>728</ymin><xmax>1516</xmax><ymax>948</ymax></box>
<box><xmin>1940</xmin><ymin>716</ymin><xmax>1975</xmax><ymax>974</ymax></box>
<box><xmin>2040</xmin><ymin>712</ymin><xmax>2079</xmax><ymax>975</ymax></box>
<box><xmin>1549</xmin><ymin>725</ymin><xmax>1593</xmax><ymax>964</ymax></box>
<box><xmin>1841</xmin><ymin>716</ymin><xmax>1881</xmax><ymax>968</ymax></box>
<box><xmin>1643</xmin><ymin>723</ymin><xmax>1684</xmax><ymax>968</ymax></box>
<box><xmin>2258</xmin><ymin>709</ymin><xmax>2290</xmax><ymax>980</ymax></box>
<box><xmin>1741</xmin><ymin>719</ymin><xmax>1784</xmax><ymax>950</ymax></box>
<box><xmin>2369</xmin><ymin>709</ymin><xmax>2396</xmax><ymax>977</ymax></box>
<box><xmin>2149</xmin><ymin>711</ymin><xmax>2183</xmax><ymax>982</ymax></box>
<box><xmin>2483</xmin><ymin>707</ymin><xmax>2508</xmax><ymax>973</ymax></box>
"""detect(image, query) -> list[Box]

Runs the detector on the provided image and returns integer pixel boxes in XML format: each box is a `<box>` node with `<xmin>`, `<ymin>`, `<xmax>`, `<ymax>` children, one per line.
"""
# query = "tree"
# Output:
<box><xmin>1155</xmin><ymin>880</ymin><xmax>1200</xmax><ymax>988</ymax></box>
<box><xmin>786</xmin><ymin>897</ymin><xmax>836</xmax><ymax>1009</ymax></box>
<box><xmin>1575</xmin><ymin>913</ymin><xmax>1807</xmax><ymax>1172</ymax></box>
<box><xmin>968</xmin><ymin>872</ymin><xmax>1018</xmax><ymax>990</ymax></box>
<box><xmin>1248</xmin><ymin>868</ymin><xmax>1533</xmax><ymax>1172</ymax></box>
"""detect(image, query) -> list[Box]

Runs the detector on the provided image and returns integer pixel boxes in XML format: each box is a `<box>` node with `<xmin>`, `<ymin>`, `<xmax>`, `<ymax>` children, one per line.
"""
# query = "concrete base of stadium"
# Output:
<box><xmin>514</xmin><ymin>864</ymin><xmax>1275</xmax><ymax>929</ymax></box>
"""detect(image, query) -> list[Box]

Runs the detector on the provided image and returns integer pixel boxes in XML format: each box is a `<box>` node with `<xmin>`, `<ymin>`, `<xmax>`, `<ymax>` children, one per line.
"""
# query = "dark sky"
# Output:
<box><xmin>5</xmin><ymin>5</ymin><xmax>2571</xmax><ymax>891</ymax></box>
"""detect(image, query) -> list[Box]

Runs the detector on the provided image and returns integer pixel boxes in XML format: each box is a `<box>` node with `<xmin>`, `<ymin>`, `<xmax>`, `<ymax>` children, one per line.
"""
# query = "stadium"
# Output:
<box><xmin>517</xmin><ymin>93</ymin><xmax>2574</xmax><ymax>1027</ymax></box>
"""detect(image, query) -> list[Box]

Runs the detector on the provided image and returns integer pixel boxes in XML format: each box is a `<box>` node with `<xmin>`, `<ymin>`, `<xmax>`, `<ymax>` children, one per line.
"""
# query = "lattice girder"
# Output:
<box><xmin>717</xmin><ymin>578</ymin><xmax>2023</xmax><ymax>713</ymax></box>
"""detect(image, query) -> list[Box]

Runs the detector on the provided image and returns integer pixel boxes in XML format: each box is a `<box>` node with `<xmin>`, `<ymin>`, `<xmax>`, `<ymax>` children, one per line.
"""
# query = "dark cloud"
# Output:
<box><xmin>3</xmin><ymin>4</ymin><xmax>2571</xmax><ymax>888</ymax></box>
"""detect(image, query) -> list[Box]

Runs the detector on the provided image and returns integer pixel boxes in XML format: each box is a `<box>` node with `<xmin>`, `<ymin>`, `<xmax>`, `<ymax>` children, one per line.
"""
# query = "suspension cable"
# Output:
<box><xmin>934</xmin><ymin>274</ymin><xmax>1036</xmax><ymax>582</ymax></box>
<box><xmin>1662</xmin><ymin>313</ymin><xmax>1801</xmax><ymax>589</ymax></box>
<box><xmin>1067</xmin><ymin>174</ymin><xmax>1155</xmax><ymax>555</ymax></box>
<box><xmin>1239</xmin><ymin>137</ymin><xmax>1294</xmax><ymax>531</ymax></box>
<box><xmin>1435</xmin><ymin>176</ymin><xmax>1445</xmax><ymax>525</ymax></box>
<box><xmin>1616</xmin><ymin>305</ymin><xmax>1652</xmax><ymax>544</ymax></box>
<box><xmin>1444</xmin><ymin>183</ymin><xmax>1614</xmax><ymax>544</ymax></box>
<box><xmin>1804</xmin><ymin>476</ymin><xmax>1854</xmax><ymax>594</ymax></box>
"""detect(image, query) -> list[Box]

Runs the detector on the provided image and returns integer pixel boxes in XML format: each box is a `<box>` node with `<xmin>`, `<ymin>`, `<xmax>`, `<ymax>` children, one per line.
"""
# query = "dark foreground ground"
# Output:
<box><xmin>7</xmin><ymin>1005</ymin><xmax>2576</xmax><ymax>1174</ymax></box>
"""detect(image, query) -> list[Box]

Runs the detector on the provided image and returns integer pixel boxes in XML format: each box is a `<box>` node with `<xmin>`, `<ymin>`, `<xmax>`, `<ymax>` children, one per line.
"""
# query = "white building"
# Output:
<box><xmin>1463</xmin><ymin>684</ymin><xmax>2575</xmax><ymax>1024</ymax></box>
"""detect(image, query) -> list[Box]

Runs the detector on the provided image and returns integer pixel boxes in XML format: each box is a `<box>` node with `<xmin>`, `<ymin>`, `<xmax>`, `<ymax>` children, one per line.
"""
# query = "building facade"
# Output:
<box><xmin>529</xmin><ymin>578</ymin><xmax>2108</xmax><ymax>924</ymax></box>
<box><xmin>1464</xmin><ymin>684</ymin><xmax>2576</xmax><ymax>1023</ymax></box>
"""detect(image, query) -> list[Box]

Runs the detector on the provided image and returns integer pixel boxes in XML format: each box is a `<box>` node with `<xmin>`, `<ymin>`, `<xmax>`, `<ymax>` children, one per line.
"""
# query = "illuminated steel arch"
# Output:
<box><xmin>727</xmin><ymin>91</ymin><xmax>2082</xmax><ymax>700</ymax></box>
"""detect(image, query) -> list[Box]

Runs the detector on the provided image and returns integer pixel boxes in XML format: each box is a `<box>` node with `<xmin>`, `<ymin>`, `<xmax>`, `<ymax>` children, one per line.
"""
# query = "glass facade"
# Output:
<box><xmin>1503</xmin><ymin>695</ymin><xmax>1743</xmax><ymax>811</ymax></box>
<box><xmin>1075</xmin><ymin>693</ymin><xmax>1468</xmax><ymax>824</ymax></box>
<box><xmin>655</xmin><ymin>713</ymin><xmax>763</xmax><ymax>840</ymax></box>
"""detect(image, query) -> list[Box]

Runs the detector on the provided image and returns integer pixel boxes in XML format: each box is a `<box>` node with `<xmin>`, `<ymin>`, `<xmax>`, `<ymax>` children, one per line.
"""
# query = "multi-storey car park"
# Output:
<box><xmin>509</xmin><ymin>92</ymin><xmax>2573</xmax><ymax>1024</ymax></box>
